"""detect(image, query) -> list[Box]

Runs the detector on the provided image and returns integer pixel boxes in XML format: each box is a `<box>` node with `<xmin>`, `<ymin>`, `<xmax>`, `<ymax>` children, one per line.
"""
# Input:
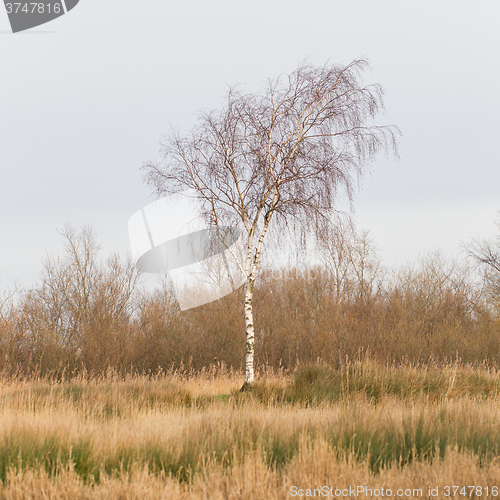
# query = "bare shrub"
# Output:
<box><xmin>11</xmin><ymin>226</ymin><xmax>140</xmax><ymax>375</ymax></box>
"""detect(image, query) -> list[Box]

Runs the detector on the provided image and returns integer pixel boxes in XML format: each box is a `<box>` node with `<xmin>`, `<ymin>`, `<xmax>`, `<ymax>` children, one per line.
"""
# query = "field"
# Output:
<box><xmin>2</xmin><ymin>361</ymin><xmax>500</xmax><ymax>499</ymax></box>
<box><xmin>2</xmin><ymin>226</ymin><xmax>500</xmax><ymax>498</ymax></box>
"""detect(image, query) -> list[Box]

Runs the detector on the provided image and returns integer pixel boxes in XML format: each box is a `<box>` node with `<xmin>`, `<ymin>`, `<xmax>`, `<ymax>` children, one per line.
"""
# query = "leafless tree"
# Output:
<box><xmin>316</xmin><ymin>219</ymin><xmax>385</xmax><ymax>305</ymax></box>
<box><xmin>466</xmin><ymin>215</ymin><xmax>500</xmax><ymax>311</ymax></box>
<box><xmin>143</xmin><ymin>59</ymin><xmax>399</xmax><ymax>388</ymax></box>
<box><xmin>20</xmin><ymin>225</ymin><xmax>141</xmax><ymax>371</ymax></box>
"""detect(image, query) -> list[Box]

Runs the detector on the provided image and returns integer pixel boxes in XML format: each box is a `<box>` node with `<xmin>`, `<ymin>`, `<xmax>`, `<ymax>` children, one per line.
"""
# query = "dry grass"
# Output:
<box><xmin>3</xmin><ymin>451</ymin><xmax>500</xmax><ymax>500</ymax></box>
<box><xmin>2</xmin><ymin>362</ymin><xmax>500</xmax><ymax>498</ymax></box>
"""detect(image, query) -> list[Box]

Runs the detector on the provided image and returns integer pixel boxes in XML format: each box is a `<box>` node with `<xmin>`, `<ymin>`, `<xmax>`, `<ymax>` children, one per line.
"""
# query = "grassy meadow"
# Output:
<box><xmin>2</xmin><ymin>361</ymin><xmax>500</xmax><ymax>498</ymax></box>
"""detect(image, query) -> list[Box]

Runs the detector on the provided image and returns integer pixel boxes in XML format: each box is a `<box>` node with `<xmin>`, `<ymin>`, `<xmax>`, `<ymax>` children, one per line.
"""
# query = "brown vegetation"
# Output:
<box><xmin>1</xmin><ymin>225</ymin><xmax>499</xmax><ymax>376</ymax></box>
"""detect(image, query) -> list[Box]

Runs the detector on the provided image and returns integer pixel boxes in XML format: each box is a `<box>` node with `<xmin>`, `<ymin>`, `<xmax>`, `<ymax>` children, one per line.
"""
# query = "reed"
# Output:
<box><xmin>2</xmin><ymin>362</ymin><xmax>500</xmax><ymax>497</ymax></box>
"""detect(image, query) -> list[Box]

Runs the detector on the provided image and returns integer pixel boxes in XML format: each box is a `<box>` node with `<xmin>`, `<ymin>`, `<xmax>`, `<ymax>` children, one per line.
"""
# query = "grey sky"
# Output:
<box><xmin>1</xmin><ymin>1</ymin><xmax>499</xmax><ymax>291</ymax></box>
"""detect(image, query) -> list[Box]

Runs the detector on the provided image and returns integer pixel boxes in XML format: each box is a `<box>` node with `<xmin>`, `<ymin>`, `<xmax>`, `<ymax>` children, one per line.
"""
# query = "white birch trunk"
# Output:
<box><xmin>244</xmin><ymin>279</ymin><xmax>255</xmax><ymax>385</ymax></box>
<box><xmin>242</xmin><ymin>210</ymin><xmax>273</xmax><ymax>388</ymax></box>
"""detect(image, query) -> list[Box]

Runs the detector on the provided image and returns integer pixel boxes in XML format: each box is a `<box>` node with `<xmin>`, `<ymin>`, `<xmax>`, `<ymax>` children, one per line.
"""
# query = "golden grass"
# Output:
<box><xmin>2</xmin><ymin>362</ymin><xmax>500</xmax><ymax>498</ymax></box>
<box><xmin>2</xmin><ymin>451</ymin><xmax>500</xmax><ymax>500</ymax></box>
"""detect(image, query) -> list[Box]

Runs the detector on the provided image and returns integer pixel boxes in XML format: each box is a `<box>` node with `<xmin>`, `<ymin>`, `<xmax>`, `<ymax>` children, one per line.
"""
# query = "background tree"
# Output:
<box><xmin>18</xmin><ymin>226</ymin><xmax>140</xmax><ymax>373</ymax></box>
<box><xmin>315</xmin><ymin>218</ymin><xmax>385</xmax><ymax>306</ymax></box>
<box><xmin>143</xmin><ymin>59</ymin><xmax>399</xmax><ymax>387</ymax></box>
<box><xmin>466</xmin><ymin>215</ymin><xmax>500</xmax><ymax>315</ymax></box>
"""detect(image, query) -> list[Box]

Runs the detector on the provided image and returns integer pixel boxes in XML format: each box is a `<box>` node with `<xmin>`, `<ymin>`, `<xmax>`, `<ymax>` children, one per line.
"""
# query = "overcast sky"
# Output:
<box><xmin>1</xmin><ymin>1</ymin><xmax>499</xmax><ymax>292</ymax></box>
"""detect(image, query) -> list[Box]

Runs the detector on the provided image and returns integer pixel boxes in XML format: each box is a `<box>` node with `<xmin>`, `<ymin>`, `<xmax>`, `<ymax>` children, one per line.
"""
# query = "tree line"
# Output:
<box><xmin>0</xmin><ymin>221</ymin><xmax>499</xmax><ymax>378</ymax></box>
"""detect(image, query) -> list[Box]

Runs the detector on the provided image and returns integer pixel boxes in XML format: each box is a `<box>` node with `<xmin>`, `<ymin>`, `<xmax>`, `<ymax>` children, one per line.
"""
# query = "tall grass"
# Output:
<box><xmin>2</xmin><ymin>362</ymin><xmax>500</xmax><ymax>497</ymax></box>
<box><xmin>253</xmin><ymin>360</ymin><xmax>500</xmax><ymax>404</ymax></box>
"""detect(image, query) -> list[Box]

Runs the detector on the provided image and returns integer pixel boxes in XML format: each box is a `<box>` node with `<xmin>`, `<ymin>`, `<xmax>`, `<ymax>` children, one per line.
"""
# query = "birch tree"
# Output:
<box><xmin>142</xmin><ymin>59</ymin><xmax>399</xmax><ymax>388</ymax></box>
